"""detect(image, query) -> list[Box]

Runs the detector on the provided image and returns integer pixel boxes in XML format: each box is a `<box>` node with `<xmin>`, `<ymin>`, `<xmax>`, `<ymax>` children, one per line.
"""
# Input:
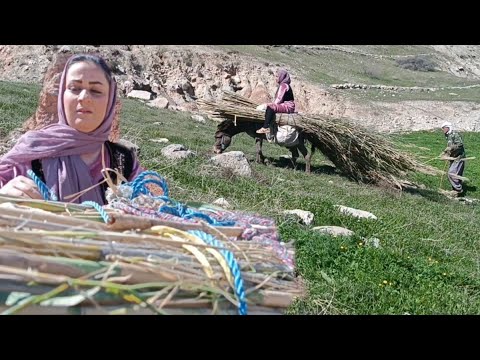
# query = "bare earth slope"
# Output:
<box><xmin>1</xmin><ymin>45</ymin><xmax>479</xmax><ymax>133</ymax></box>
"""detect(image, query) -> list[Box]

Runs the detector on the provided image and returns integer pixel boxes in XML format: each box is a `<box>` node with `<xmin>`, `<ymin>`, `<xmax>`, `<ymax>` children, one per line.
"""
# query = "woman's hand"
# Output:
<box><xmin>0</xmin><ymin>175</ymin><xmax>43</xmax><ymax>199</ymax></box>
<box><xmin>256</xmin><ymin>103</ymin><xmax>267</xmax><ymax>111</ymax></box>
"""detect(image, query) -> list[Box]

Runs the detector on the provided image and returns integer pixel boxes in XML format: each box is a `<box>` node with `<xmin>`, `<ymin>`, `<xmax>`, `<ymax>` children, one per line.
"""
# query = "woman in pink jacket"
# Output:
<box><xmin>256</xmin><ymin>69</ymin><xmax>295</xmax><ymax>134</ymax></box>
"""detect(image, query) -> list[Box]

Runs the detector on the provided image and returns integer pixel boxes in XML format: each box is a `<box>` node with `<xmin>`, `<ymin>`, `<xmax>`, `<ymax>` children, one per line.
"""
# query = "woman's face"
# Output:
<box><xmin>63</xmin><ymin>61</ymin><xmax>110</xmax><ymax>133</ymax></box>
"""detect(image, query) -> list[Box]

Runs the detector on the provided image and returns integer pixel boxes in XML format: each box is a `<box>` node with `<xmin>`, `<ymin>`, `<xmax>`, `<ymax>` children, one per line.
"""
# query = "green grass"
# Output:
<box><xmin>345</xmin><ymin>45</ymin><xmax>434</xmax><ymax>57</ymax></box>
<box><xmin>121</xmin><ymin>97</ymin><xmax>480</xmax><ymax>314</ymax></box>
<box><xmin>2</xmin><ymin>81</ymin><xmax>480</xmax><ymax>314</ymax></box>
<box><xmin>0</xmin><ymin>81</ymin><xmax>41</xmax><ymax>137</ymax></box>
<box><xmin>349</xmin><ymin>86</ymin><xmax>480</xmax><ymax>103</ymax></box>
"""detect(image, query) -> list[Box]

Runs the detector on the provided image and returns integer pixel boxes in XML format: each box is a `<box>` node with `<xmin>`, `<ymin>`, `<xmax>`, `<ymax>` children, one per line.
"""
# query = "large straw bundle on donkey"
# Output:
<box><xmin>0</xmin><ymin>172</ymin><xmax>304</xmax><ymax>315</ymax></box>
<box><xmin>199</xmin><ymin>91</ymin><xmax>439</xmax><ymax>188</ymax></box>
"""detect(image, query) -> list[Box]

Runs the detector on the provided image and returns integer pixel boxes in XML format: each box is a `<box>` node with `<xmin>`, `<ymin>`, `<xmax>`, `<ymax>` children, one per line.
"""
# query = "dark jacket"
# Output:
<box><xmin>445</xmin><ymin>131</ymin><xmax>466</xmax><ymax>158</ymax></box>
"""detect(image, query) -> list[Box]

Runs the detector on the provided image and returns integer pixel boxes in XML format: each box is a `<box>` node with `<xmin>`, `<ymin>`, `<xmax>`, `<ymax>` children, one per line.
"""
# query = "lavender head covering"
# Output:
<box><xmin>0</xmin><ymin>54</ymin><xmax>117</xmax><ymax>204</ymax></box>
<box><xmin>277</xmin><ymin>69</ymin><xmax>291</xmax><ymax>85</ymax></box>
<box><xmin>273</xmin><ymin>69</ymin><xmax>292</xmax><ymax>101</ymax></box>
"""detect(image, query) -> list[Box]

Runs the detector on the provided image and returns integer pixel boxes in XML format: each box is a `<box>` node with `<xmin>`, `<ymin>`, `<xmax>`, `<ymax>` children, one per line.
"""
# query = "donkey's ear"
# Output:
<box><xmin>218</xmin><ymin>119</ymin><xmax>232</xmax><ymax>131</ymax></box>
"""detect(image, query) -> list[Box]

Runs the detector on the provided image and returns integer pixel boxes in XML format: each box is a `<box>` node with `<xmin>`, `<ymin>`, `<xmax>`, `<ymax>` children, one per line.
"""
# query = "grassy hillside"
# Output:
<box><xmin>215</xmin><ymin>45</ymin><xmax>480</xmax><ymax>103</ymax></box>
<box><xmin>0</xmin><ymin>81</ymin><xmax>41</xmax><ymax>137</ymax></box>
<box><xmin>1</xmin><ymin>80</ymin><xmax>480</xmax><ymax>314</ymax></box>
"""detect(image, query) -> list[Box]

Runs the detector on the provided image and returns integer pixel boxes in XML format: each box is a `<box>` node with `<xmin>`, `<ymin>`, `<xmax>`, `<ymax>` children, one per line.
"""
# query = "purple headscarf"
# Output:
<box><xmin>0</xmin><ymin>54</ymin><xmax>117</xmax><ymax>204</ymax></box>
<box><xmin>273</xmin><ymin>69</ymin><xmax>291</xmax><ymax>101</ymax></box>
<box><xmin>277</xmin><ymin>69</ymin><xmax>291</xmax><ymax>85</ymax></box>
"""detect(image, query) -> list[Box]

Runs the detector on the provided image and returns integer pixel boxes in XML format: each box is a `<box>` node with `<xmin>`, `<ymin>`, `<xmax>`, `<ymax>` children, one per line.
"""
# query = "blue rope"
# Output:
<box><xmin>82</xmin><ymin>201</ymin><xmax>111</xmax><ymax>224</ymax></box>
<box><xmin>128</xmin><ymin>171</ymin><xmax>234</xmax><ymax>227</ymax></box>
<box><xmin>26</xmin><ymin>168</ymin><xmax>228</xmax><ymax>227</ymax></box>
<box><xmin>188</xmin><ymin>230</ymin><xmax>247</xmax><ymax>315</ymax></box>
<box><xmin>27</xmin><ymin>169</ymin><xmax>58</xmax><ymax>201</ymax></box>
<box><xmin>159</xmin><ymin>203</ymin><xmax>234</xmax><ymax>226</ymax></box>
<box><xmin>129</xmin><ymin>171</ymin><xmax>169</xmax><ymax>198</ymax></box>
<box><xmin>27</xmin><ymin>169</ymin><xmax>110</xmax><ymax>224</ymax></box>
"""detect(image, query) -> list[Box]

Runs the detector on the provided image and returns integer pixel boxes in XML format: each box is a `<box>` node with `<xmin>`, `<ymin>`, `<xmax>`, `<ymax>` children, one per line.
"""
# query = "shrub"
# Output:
<box><xmin>396</xmin><ymin>56</ymin><xmax>437</xmax><ymax>72</ymax></box>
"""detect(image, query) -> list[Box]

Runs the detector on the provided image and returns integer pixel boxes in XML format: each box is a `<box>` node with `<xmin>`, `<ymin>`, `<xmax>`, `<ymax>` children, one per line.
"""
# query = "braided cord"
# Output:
<box><xmin>189</xmin><ymin>230</ymin><xmax>247</xmax><ymax>315</ymax></box>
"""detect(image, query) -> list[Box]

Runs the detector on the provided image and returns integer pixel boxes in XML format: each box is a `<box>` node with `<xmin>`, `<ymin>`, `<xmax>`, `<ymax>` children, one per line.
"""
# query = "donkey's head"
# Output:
<box><xmin>213</xmin><ymin>119</ymin><xmax>234</xmax><ymax>154</ymax></box>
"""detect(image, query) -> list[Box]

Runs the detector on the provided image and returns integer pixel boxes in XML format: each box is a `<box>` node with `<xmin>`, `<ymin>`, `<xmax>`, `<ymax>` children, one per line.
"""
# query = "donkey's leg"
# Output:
<box><xmin>308</xmin><ymin>144</ymin><xmax>316</xmax><ymax>173</ymax></box>
<box><xmin>256</xmin><ymin>137</ymin><xmax>265</xmax><ymax>164</ymax></box>
<box><xmin>297</xmin><ymin>141</ymin><xmax>314</xmax><ymax>173</ymax></box>
<box><xmin>288</xmin><ymin>146</ymin><xmax>300</xmax><ymax>169</ymax></box>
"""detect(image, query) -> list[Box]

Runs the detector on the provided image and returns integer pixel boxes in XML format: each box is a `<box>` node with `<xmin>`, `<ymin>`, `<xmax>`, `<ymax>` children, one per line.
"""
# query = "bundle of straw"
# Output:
<box><xmin>199</xmin><ymin>91</ymin><xmax>440</xmax><ymax>187</ymax></box>
<box><xmin>0</xmin><ymin>198</ymin><xmax>303</xmax><ymax>315</ymax></box>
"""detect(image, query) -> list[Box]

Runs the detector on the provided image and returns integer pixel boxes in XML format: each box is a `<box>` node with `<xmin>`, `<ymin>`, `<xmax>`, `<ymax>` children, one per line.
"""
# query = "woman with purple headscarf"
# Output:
<box><xmin>256</xmin><ymin>69</ymin><xmax>296</xmax><ymax>134</ymax></box>
<box><xmin>0</xmin><ymin>54</ymin><xmax>143</xmax><ymax>204</ymax></box>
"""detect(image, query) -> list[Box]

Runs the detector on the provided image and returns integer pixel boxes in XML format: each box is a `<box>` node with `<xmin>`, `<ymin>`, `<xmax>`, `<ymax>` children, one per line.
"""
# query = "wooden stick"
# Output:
<box><xmin>0</xmin><ymin>195</ymin><xmax>88</xmax><ymax>212</ymax></box>
<box><xmin>106</xmin><ymin>212</ymin><xmax>244</xmax><ymax>237</ymax></box>
<box><xmin>0</xmin><ymin>197</ymin><xmax>244</xmax><ymax>238</ymax></box>
<box><xmin>439</xmin><ymin>161</ymin><xmax>448</xmax><ymax>189</ymax></box>
<box><xmin>438</xmin><ymin>156</ymin><xmax>475</xmax><ymax>162</ymax></box>
<box><xmin>0</xmin><ymin>304</ymin><xmax>284</xmax><ymax>315</ymax></box>
<box><xmin>448</xmin><ymin>173</ymin><xmax>470</xmax><ymax>182</ymax></box>
<box><xmin>0</xmin><ymin>214</ymin><xmax>103</xmax><ymax>232</ymax></box>
<box><xmin>0</xmin><ymin>203</ymin><xmax>107</xmax><ymax>230</ymax></box>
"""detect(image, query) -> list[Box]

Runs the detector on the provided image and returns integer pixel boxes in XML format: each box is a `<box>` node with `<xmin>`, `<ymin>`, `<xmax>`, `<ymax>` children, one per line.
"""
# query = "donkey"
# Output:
<box><xmin>213</xmin><ymin>119</ymin><xmax>315</xmax><ymax>173</ymax></box>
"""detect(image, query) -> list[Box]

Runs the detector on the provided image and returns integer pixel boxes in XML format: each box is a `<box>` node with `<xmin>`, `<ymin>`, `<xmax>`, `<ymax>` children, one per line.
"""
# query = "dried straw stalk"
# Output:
<box><xmin>199</xmin><ymin>91</ymin><xmax>441</xmax><ymax>188</ymax></box>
